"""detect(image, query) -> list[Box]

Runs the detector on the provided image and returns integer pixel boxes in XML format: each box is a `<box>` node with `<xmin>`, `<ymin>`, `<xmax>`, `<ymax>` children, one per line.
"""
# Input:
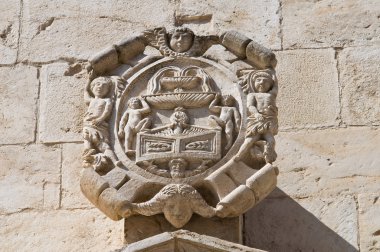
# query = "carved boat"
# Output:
<box><xmin>143</xmin><ymin>92</ymin><xmax>215</xmax><ymax>109</ymax></box>
<box><xmin>160</xmin><ymin>76</ymin><xmax>202</xmax><ymax>90</ymax></box>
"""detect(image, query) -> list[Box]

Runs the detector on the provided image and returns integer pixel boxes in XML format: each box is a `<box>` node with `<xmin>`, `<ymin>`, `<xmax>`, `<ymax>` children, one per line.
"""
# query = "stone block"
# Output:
<box><xmin>0</xmin><ymin>66</ymin><xmax>38</xmax><ymax>144</ymax></box>
<box><xmin>282</xmin><ymin>0</ymin><xmax>380</xmax><ymax>49</ymax></box>
<box><xmin>123</xmin><ymin>230</ymin><xmax>264</xmax><ymax>252</ymax></box>
<box><xmin>19</xmin><ymin>18</ymin><xmax>145</xmax><ymax>62</ymax></box>
<box><xmin>358</xmin><ymin>193</ymin><xmax>380</xmax><ymax>252</ymax></box>
<box><xmin>339</xmin><ymin>46</ymin><xmax>380</xmax><ymax>126</ymax></box>
<box><xmin>245</xmin><ymin>195</ymin><xmax>358</xmax><ymax>251</ymax></box>
<box><xmin>276</xmin><ymin>49</ymin><xmax>340</xmax><ymax>128</ymax></box>
<box><xmin>0</xmin><ymin>209</ymin><xmax>124</xmax><ymax>251</ymax></box>
<box><xmin>62</xmin><ymin>143</ymin><xmax>93</xmax><ymax>209</ymax></box>
<box><xmin>274</xmin><ymin>127</ymin><xmax>380</xmax><ymax>198</ymax></box>
<box><xmin>175</xmin><ymin>0</ymin><xmax>281</xmax><ymax>49</ymax></box>
<box><xmin>125</xmin><ymin>215</ymin><xmax>241</xmax><ymax>244</ymax></box>
<box><xmin>0</xmin><ymin>1</ymin><xmax>20</xmax><ymax>64</ymax></box>
<box><xmin>23</xmin><ymin>0</ymin><xmax>175</xmax><ymax>27</ymax></box>
<box><xmin>0</xmin><ymin>144</ymin><xmax>60</xmax><ymax>214</ymax></box>
<box><xmin>39</xmin><ymin>63</ymin><xmax>86</xmax><ymax>143</ymax></box>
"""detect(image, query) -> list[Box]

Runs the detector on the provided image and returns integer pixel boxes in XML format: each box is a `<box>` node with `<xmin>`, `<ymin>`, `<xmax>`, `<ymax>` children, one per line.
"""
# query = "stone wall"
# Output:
<box><xmin>0</xmin><ymin>1</ymin><xmax>378</xmax><ymax>251</ymax></box>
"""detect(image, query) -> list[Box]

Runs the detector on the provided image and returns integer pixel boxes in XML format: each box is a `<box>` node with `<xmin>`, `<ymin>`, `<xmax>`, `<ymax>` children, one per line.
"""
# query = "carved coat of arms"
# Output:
<box><xmin>80</xmin><ymin>27</ymin><xmax>279</xmax><ymax>229</ymax></box>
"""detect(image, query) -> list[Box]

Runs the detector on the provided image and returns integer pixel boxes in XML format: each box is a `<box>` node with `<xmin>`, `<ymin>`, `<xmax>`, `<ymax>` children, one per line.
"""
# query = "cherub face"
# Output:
<box><xmin>91</xmin><ymin>79</ymin><xmax>110</xmax><ymax>97</ymax></box>
<box><xmin>163</xmin><ymin>196</ymin><xmax>193</xmax><ymax>228</ymax></box>
<box><xmin>254</xmin><ymin>76</ymin><xmax>273</xmax><ymax>93</ymax></box>
<box><xmin>128</xmin><ymin>98</ymin><xmax>142</xmax><ymax>109</ymax></box>
<box><xmin>170</xmin><ymin>31</ymin><xmax>194</xmax><ymax>53</ymax></box>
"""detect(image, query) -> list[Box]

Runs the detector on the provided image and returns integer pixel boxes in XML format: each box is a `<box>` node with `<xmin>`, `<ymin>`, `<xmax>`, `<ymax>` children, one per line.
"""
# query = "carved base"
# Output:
<box><xmin>124</xmin><ymin>215</ymin><xmax>242</xmax><ymax>244</ymax></box>
<box><xmin>121</xmin><ymin>230</ymin><xmax>266</xmax><ymax>252</ymax></box>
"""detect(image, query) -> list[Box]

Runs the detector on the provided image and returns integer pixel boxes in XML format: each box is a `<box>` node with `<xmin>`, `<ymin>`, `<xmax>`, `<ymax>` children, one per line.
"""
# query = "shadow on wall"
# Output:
<box><xmin>244</xmin><ymin>188</ymin><xmax>358</xmax><ymax>252</ymax></box>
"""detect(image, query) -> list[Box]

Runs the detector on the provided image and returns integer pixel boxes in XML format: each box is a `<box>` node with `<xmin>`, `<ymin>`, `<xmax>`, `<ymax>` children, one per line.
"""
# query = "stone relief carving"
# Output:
<box><xmin>80</xmin><ymin>27</ymin><xmax>279</xmax><ymax>229</ymax></box>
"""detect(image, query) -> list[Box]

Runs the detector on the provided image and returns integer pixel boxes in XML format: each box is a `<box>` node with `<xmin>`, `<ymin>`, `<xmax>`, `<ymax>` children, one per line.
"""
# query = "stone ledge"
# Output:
<box><xmin>123</xmin><ymin>230</ymin><xmax>265</xmax><ymax>252</ymax></box>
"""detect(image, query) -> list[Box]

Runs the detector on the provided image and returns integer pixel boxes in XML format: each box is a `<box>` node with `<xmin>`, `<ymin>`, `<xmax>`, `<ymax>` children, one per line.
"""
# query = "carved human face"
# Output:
<box><xmin>254</xmin><ymin>76</ymin><xmax>272</xmax><ymax>93</ymax></box>
<box><xmin>91</xmin><ymin>79</ymin><xmax>110</xmax><ymax>98</ymax></box>
<box><xmin>163</xmin><ymin>196</ymin><xmax>193</xmax><ymax>228</ymax></box>
<box><xmin>169</xmin><ymin>159</ymin><xmax>187</xmax><ymax>178</ymax></box>
<box><xmin>170</xmin><ymin>111</ymin><xmax>189</xmax><ymax>125</ymax></box>
<box><xmin>128</xmin><ymin>98</ymin><xmax>142</xmax><ymax>109</ymax></box>
<box><xmin>170</xmin><ymin>31</ymin><xmax>194</xmax><ymax>53</ymax></box>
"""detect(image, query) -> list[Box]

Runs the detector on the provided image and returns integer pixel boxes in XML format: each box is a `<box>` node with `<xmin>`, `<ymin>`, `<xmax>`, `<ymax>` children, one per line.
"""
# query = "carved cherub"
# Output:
<box><xmin>142</xmin><ymin>27</ymin><xmax>218</xmax><ymax>57</ymax></box>
<box><xmin>118</xmin><ymin>97</ymin><xmax>152</xmax><ymax>154</ymax></box>
<box><xmin>209</xmin><ymin>94</ymin><xmax>241</xmax><ymax>150</ymax></box>
<box><xmin>83</xmin><ymin>76</ymin><xmax>119</xmax><ymax>169</ymax></box>
<box><xmin>122</xmin><ymin>184</ymin><xmax>216</xmax><ymax>228</ymax></box>
<box><xmin>235</xmin><ymin>70</ymin><xmax>278</xmax><ymax>163</ymax></box>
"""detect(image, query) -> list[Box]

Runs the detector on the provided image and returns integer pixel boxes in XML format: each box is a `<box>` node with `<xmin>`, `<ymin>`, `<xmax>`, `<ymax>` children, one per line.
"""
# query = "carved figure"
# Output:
<box><xmin>123</xmin><ymin>184</ymin><xmax>216</xmax><ymax>228</ymax></box>
<box><xmin>80</xmin><ymin>27</ymin><xmax>280</xmax><ymax>234</ymax></box>
<box><xmin>143</xmin><ymin>27</ymin><xmax>218</xmax><ymax>57</ymax></box>
<box><xmin>169</xmin><ymin>107</ymin><xmax>190</xmax><ymax>134</ymax></box>
<box><xmin>118</xmin><ymin>97</ymin><xmax>152</xmax><ymax>154</ymax></box>
<box><xmin>235</xmin><ymin>70</ymin><xmax>278</xmax><ymax>163</ymax></box>
<box><xmin>83</xmin><ymin>76</ymin><xmax>119</xmax><ymax>169</ymax></box>
<box><xmin>209</xmin><ymin>94</ymin><xmax>241</xmax><ymax>150</ymax></box>
<box><xmin>169</xmin><ymin>27</ymin><xmax>194</xmax><ymax>53</ymax></box>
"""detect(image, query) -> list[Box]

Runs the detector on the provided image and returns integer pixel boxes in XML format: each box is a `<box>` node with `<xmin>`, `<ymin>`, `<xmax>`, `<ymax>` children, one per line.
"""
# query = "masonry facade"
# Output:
<box><xmin>0</xmin><ymin>1</ymin><xmax>379</xmax><ymax>251</ymax></box>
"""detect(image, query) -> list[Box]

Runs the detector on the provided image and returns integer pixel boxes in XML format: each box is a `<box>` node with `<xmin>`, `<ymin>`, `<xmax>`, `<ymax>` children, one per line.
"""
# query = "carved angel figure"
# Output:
<box><xmin>142</xmin><ymin>27</ymin><xmax>218</xmax><ymax>57</ymax></box>
<box><xmin>83</xmin><ymin>76</ymin><xmax>119</xmax><ymax>169</ymax></box>
<box><xmin>118</xmin><ymin>97</ymin><xmax>152</xmax><ymax>154</ymax></box>
<box><xmin>208</xmin><ymin>94</ymin><xmax>241</xmax><ymax>150</ymax></box>
<box><xmin>235</xmin><ymin>70</ymin><xmax>278</xmax><ymax>163</ymax></box>
<box><xmin>122</xmin><ymin>184</ymin><xmax>216</xmax><ymax>228</ymax></box>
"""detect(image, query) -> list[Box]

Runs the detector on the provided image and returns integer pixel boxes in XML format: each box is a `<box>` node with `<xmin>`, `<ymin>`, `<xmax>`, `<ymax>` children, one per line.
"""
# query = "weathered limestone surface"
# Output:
<box><xmin>282</xmin><ymin>0</ymin><xmax>380</xmax><ymax>49</ymax></box>
<box><xmin>62</xmin><ymin>143</ymin><xmax>92</xmax><ymax>209</ymax></box>
<box><xmin>23</xmin><ymin>0</ymin><xmax>175</xmax><ymax>26</ymax></box>
<box><xmin>0</xmin><ymin>209</ymin><xmax>124</xmax><ymax>252</ymax></box>
<box><xmin>39</xmin><ymin>63</ymin><xmax>86</xmax><ymax>143</ymax></box>
<box><xmin>125</xmin><ymin>215</ymin><xmax>241</xmax><ymax>244</ymax></box>
<box><xmin>274</xmin><ymin>128</ymin><xmax>380</xmax><ymax>197</ymax></box>
<box><xmin>19</xmin><ymin>18</ymin><xmax>145</xmax><ymax>63</ymax></box>
<box><xmin>358</xmin><ymin>193</ymin><xmax>380</xmax><ymax>252</ymax></box>
<box><xmin>0</xmin><ymin>145</ymin><xmax>60</xmax><ymax>214</ymax></box>
<box><xmin>276</xmin><ymin>49</ymin><xmax>340</xmax><ymax>129</ymax></box>
<box><xmin>0</xmin><ymin>0</ymin><xmax>378</xmax><ymax>251</ymax></box>
<box><xmin>0</xmin><ymin>1</ymin><xmax>19</xmax><ymax>64</ymax></box>
<box><xmin>124</xmin><ymin>230</ymin><xmax>263</xmax><ymax>252</ymax></box>
<box><xmin>0</xmin><ymin>66</ymin><xmax>38</xmax><ymax>144</ymax></box>
<box><xmin>339</xmin><ymin>46</ymin><xmax>380</xmax><ymax>126</ymax></box>
<box><xmin>175</xmin><ymin>0</ymin><xmax>281</xmax><ymax>49</ymax></box>
<box><xmin>245</xmin><ymin>195</ymin><xmax>358</xmax><ymax>252</ymax></box>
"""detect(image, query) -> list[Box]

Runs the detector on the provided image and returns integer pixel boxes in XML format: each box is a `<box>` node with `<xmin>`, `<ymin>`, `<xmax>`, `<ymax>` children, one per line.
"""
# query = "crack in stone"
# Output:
<box><xmin>0</xmin><ymin>23</ymin><xmax>12</xmax><ymax>42</ymax></box>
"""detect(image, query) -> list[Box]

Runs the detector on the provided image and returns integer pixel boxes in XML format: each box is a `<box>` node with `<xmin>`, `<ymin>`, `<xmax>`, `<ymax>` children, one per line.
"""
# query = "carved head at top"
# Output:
<box><xmin>128</xmin><ymin>97</ymin><xmax>142</xmax><ymax>109</ymax></box>
<box><xmin>251</xmin><ymin>72</ymin><xmax>274</xmax><ymax>93</ymax></box>
<box><xmin>169</xmin><ymin>27</ymin><xmax>194</xmax><ymax>53</ymax></box>
<box><xmin>90</xmin><ymin>77</ymin><xmax>112</xmax><ymax>98</ymax></box>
